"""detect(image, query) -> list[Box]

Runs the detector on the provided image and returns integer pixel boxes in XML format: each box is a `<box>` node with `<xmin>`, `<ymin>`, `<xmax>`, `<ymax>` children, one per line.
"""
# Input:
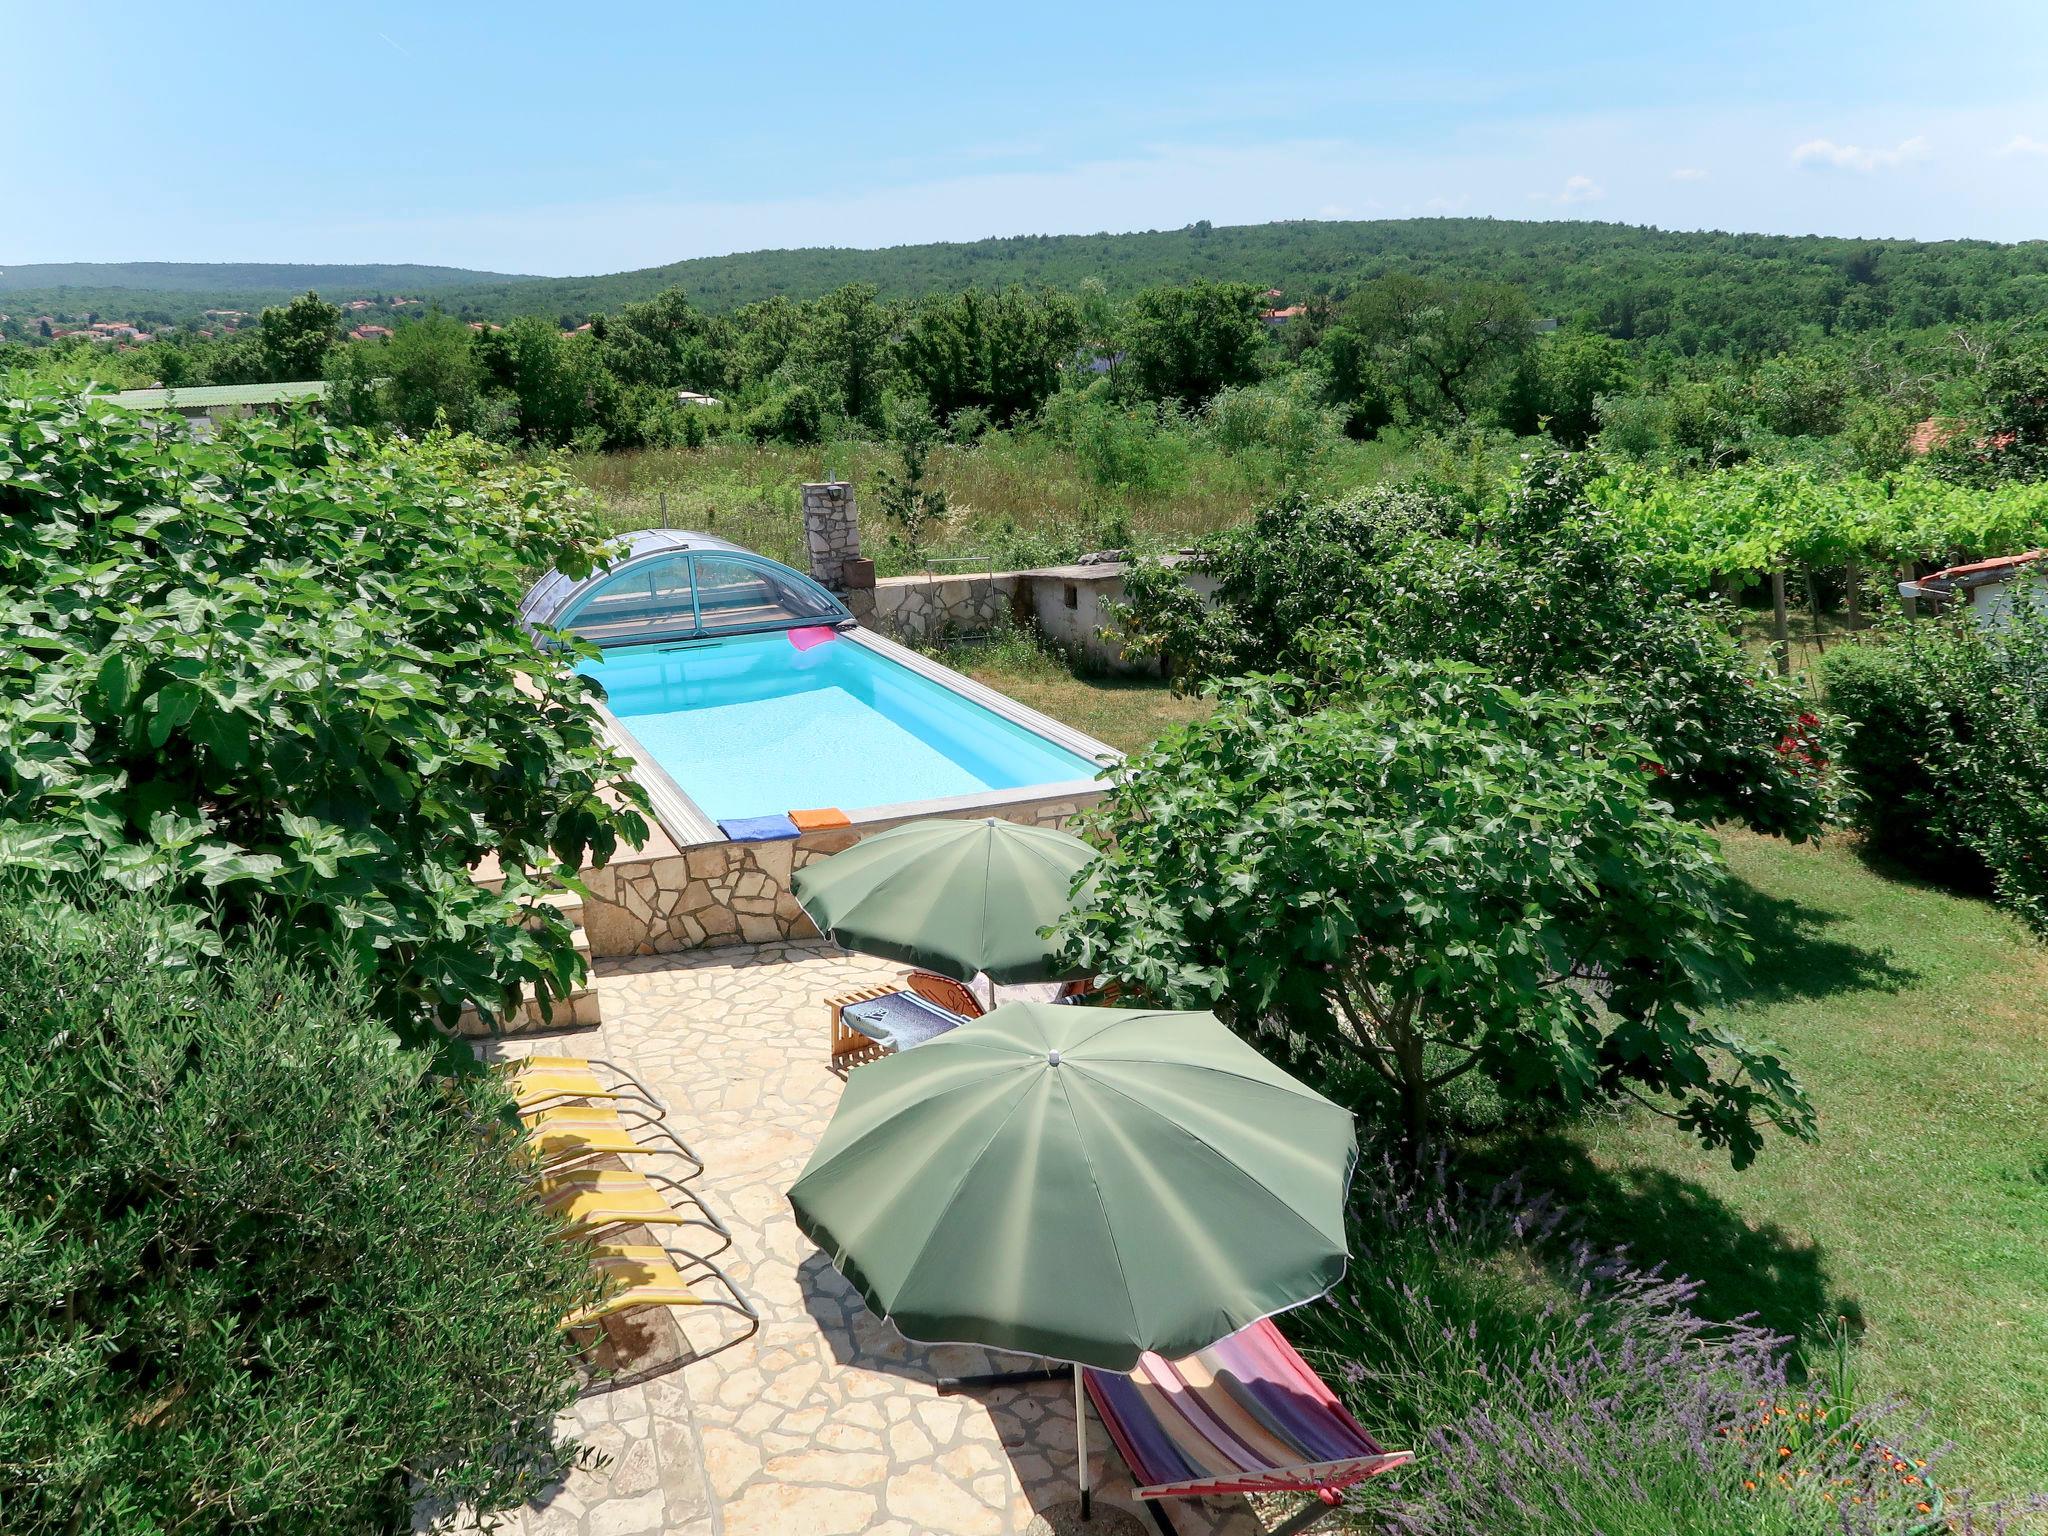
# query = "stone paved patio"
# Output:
<box><xmin>479</xmin><ymin>940</ymin><xmax>1266</xmax><ymax>1536</ymax></box>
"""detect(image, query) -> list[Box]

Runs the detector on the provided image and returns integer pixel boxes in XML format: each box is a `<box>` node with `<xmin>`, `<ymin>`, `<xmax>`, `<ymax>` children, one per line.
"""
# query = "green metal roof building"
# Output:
<box><xmin>106</xmin><ymin>380</ymin><xmax>329</xmax><ymax>412</ymax></box>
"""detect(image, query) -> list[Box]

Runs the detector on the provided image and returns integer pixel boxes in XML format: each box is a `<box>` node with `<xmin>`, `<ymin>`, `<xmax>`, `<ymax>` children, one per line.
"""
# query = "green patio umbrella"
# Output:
<box><xmin>790</xmin><ymin>816</ymin><xmax>1096</xmax><ymax>984</ymax></box>
<box><xmin>788</xmin><ymin>1001</ymin><xmax>1357</xmax><ymax>1519</ymax></box>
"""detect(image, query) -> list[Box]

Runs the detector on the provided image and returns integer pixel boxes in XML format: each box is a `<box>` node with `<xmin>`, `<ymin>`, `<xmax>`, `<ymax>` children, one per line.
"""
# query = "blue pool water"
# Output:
<box><xmin>581</xmin><ymin>631</ymin><xmax>1104</xmax><ymax>822</ymax></box>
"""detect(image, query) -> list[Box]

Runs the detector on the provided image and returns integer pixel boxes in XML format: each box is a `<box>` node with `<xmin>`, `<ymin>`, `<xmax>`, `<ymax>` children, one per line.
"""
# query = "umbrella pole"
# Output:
<box><xmin>1074</xmin><ymin>1361</ymin><xmax>1092</xmax><ymax>1521</ymax></box>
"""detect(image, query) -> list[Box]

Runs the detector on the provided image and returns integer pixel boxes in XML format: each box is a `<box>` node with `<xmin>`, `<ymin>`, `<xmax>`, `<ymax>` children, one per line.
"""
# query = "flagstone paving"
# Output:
<box><xmin>479</xmin><ymin>940</ymin><xmax>1265</xmax><ymax>1536</ymax></box>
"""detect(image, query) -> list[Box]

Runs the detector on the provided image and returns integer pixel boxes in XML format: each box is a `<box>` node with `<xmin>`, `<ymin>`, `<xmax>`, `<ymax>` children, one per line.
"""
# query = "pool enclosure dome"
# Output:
<box><xmin>520</xmin><ymin>529</ymin><xmax>853</xmax><ymax>648</ymax></box>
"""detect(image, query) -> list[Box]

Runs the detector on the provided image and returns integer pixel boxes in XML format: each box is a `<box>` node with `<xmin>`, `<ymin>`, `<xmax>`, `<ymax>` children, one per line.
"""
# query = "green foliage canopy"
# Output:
<box><xmin>896</xmin><ymin>285</ymin><xmax>1081</xmax><ymax>425</ymax></box>
<box><xmin>1820</xmin><ymin>595</ymin><xmax>2048</xmax><ymax>935</ymax></box>
<box><xmin>1113</xmin><ymin>453</ymin><xmax>1834</xmax><ymax>840</ymax></box>
<box><xmin>1120</xmin><ymin>279</ymin><xmax>1268</xmax><ymax>404</ymax></box>
<box><xmin>1055</xmin><ymin>664</ymin><xmax>1814</xmax><ymax>1164</ymax></box>
<box><xmin>257</xmin><ymin>289</ymin><xmax>342</xmax><ymax>381</ymax></box>
<box><xmin>0</xmin><ymin>387</ymin><xmax>645</xmax><ymax>1029</ymax></box>
<box><xmin>1323</xmin><ymin>274</ymin><xmax>1536</xmax><ymax>427</ymax></box>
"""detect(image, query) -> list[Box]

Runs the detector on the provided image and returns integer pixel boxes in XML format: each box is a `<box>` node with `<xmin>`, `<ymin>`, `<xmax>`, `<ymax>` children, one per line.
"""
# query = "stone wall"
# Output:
<box><xmin>801</xmin><ymin>481</ymin><xmax>860</xmax><ymax>592</ymax></box>
<box><xmin>866</xmin><ymin>570</ymin><xmax>1016</xmax><ymax>644</ymax></box>
<box><xmin>860</xmin><ymin>556</ymin><xmax>1214</xmax><ymax>672</ymax></box>
<box><xmin>580</xmin><ymin>791</ymin><xmax>1102</xmax><ymax>959</ymax></box>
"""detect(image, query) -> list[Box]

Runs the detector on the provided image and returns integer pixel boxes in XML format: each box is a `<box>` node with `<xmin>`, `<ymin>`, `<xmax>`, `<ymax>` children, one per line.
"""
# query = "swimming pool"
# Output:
<box><xmin>581</xmin><ymin>629</ymin><xmax>1108</xmax><ymax>824</ymax></box>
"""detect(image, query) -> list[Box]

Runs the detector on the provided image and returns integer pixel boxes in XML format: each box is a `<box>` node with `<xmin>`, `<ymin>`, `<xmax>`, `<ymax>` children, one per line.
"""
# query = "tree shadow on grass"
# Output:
<box><xmin>1721</xmin><ymin>874</ymin><xmax>1918</xmax><ymax>1008</ymax></box>
<box><xmin>1463</xmin><ymin>1133</ymin><xmax>1865</xmax><ymax>1359</ymax></box>
<box><xmin>1837</xmin><ymin>826</ymin><xmax>1996</xmax><ymax>904</ymax></box>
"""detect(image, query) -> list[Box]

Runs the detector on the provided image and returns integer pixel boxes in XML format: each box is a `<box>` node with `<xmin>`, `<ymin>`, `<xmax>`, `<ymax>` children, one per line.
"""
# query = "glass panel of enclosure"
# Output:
<box><xmin>691</xmin><ymin>554</ymin><xmax>841</xmax><ymax>633</ymax></box>
<box><xmin>554</xmin><ymin>552</ymin><xmax>844</xmax><ymax>644</ymax></box>
<box><xmin>558</xmin><ymin>552</ymin><xmax>698</xmax><ymax>644</ymax></box>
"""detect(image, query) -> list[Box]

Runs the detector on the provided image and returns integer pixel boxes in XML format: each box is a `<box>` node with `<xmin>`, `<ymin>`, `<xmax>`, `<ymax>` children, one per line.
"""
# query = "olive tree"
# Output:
<box><xmin>0</xmin><ymin>890</ymin><xmax>602</xmax><ymax>1534</ymax></box>
<box><xmin>1056</xmin><ymin>664</ymin><xmax>1814</xmax><ymax>1165</ymax></box>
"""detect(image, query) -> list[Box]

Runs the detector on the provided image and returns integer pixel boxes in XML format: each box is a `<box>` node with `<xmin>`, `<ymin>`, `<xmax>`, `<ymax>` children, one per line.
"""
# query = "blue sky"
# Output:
<box><xmin>7</xmin><ymin>0</ymin><xmax>2048</xmax><ymax>273</ymax></box>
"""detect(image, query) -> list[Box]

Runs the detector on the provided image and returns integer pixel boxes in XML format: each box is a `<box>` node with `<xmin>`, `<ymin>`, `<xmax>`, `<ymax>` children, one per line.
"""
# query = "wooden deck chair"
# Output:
<box><xmin>826</xmin><ymin>975</ymin><xmax>976</xmax><ymax>1069</ymax></box>
<box><xmin>903</xmin><ymin>970</ymin><xmax>985</xmax><ymax>1019</ymax></box>
<box><xmin>522</xmin><ymin>1102</ymin><xmax>704</xmax><ymax>1180</ymax></box>
<box><xmin>537</xmin><ymin>1167</ymin><xmax>732</xmax><ymax>1257</ymax></box>
<box><xmin>1084</xmin><ymin>1318</ymin><xmax>1413</xmax><ymax>1536</ymax></box>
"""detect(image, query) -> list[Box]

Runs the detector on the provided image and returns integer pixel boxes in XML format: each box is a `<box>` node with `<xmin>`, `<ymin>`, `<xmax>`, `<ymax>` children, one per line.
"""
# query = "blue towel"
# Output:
<box><xmin>718</xmin><ymin>813</ymin><xmax>800</xmax><ymax>842</ymax></box>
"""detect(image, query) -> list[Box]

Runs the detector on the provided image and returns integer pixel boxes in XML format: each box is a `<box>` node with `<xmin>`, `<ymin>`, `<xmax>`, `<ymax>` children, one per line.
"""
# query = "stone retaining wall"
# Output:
<box><xmin>864</xmin><ymin>570</ymin><xmax>1017</xmax><ymax>644</ymax></box>
<box><xmin>580</xmin><ymin>791</ymin><xmax>1101</xmax><ymax>959</ymax></box>
<box><xmin>855</xmin><ymin>556</ymin><xmax>1214</xmax><ymax>672</ymax></box>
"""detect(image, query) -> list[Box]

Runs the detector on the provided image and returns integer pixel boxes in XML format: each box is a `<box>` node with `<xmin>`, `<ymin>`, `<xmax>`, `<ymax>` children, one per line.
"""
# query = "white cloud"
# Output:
<box><xmin>1671</xmin><ymin>166</ymin><xmax>1709</xmax><ymax>182</ymax></box>
<box><xmin>1533</xmin><ymin>173</ymin><xmax>1605</xmax><ymax>206</ymax></box>
<box><xmin>1423</xmin><ymin>193</ymin><xmax>1469</xmax><ymax>213</ymax></box>
<box><xmin>1791</xmin><ymin>135</ymin><xmax>1930</xmax><ymax>173</ymax></box>
<box><xmin>1998</xmin><ymin>134</ymin><xmax>2048</xmax><ymax>157</ymax></box>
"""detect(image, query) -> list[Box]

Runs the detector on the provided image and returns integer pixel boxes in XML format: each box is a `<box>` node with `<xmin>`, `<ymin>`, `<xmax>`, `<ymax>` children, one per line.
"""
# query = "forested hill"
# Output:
<box><xmin>0</xmin><ymin>261</ymin><xmax>524</xmax><ymax>296</ymax></box>
<box><xmin>435</xmin><ymin>218</ymin><xmax>2048</xmax><ymax>346</ymax></box>
<box><xmin>16</xmin><ymin>219</ymin><xmax>2048</xmax><ymax>349</ymax></box>
<box><xmin>0</xmin><ymin>261</ymin><xmax>528</xmax><ymax>329</ymax></box>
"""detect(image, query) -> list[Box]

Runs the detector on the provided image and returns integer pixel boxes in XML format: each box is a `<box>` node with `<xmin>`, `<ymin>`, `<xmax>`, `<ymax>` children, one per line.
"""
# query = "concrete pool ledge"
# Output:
<box><xmin>578</xmin><ymin>627</ymin><xmax>1122</xmax><ymax>960</ymax></box>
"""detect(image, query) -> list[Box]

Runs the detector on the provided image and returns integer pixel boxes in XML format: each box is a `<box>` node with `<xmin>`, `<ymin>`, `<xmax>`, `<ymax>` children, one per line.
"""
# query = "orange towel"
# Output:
<box><xmin>789</xmin><ymin>807</ymin><xmax>852</xmax><ymax>831</ymax></box>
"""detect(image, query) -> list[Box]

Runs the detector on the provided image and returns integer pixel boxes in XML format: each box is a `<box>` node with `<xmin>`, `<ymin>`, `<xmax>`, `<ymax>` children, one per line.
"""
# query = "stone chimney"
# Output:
<box><xmin>801</xmin><ymin>481</ymin><xmax>860</xmax><ymax>592</ymax></box>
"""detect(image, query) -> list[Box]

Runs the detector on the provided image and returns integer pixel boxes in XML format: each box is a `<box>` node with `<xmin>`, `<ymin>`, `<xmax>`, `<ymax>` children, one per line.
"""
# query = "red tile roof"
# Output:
<box><xmin>1921</xmin><ymin>549</ymin><xmax>2043</xmax><ymax>586</ymax></box>
<box><xmin>1908</xmin><ymin>416</ymin><xmax>2017</xmax><ymax>455</ymax></box>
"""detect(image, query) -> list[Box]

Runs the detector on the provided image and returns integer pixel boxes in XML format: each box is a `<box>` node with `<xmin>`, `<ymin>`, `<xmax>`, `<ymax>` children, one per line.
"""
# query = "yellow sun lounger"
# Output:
<box><xmin>565</xmin><ymin>1243</ymin><xmax>759</xmax><ymax>1337</ymax></box>
<box><xmin>503</xmin><ymin>1056</ymin><xmax>663</xmax><ymax>1116</ymax></box>
<box><xmin>523</xmin><ymin>1103</ymin><xmax>704</xmax><ymax>1179</ymax></box>
<box><xmin>538</xmin><ymin>1168</ymin><xmax>731</xmax><ymax>1254</ymax></box>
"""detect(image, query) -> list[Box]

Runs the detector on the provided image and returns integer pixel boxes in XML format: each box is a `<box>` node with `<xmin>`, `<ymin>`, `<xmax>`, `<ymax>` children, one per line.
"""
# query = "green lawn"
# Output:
<box><xmin>972</xmin><ymin>655</ymin><xmax>2048</xmax><ymax>1495</ymax></box>
<box><xmin>941</xmin><ymin>632</ymin><xmax>1215</xmax><ymax>756</ymax></box>
<box><xmin>1492</xmin><ymin>829</ymin><xmax>2048</xmax><ymax>1493</ymax></box>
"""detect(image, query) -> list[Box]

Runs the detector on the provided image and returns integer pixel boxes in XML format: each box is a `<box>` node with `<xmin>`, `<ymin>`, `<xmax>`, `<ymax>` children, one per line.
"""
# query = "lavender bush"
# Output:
<box><xmin>1287</xmin><ymin>1159</ymin><xmax>2046</xmax><ymax>1535</ymax></box>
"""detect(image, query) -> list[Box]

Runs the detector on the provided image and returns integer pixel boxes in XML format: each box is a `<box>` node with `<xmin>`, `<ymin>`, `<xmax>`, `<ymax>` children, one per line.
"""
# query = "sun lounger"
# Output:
<box><xmin>503</xmin><ymin>1055</ymin><xmax>664</xmax><ymax>1116</ymax></box>
<box><xmin>538</xmin><ymin>1167</ymin><xmax>732</xmax><ymax>1255</ymax></box>
<box><xmin>565</xmin><ymin>1242</ymin><xmax>759</xmax><ymax>1339</ymax></box>
<box><xmin>1084</xmin><ymin>1318</ymin><xmax>1412</xmax><ymax>1536</ymax></box>
<box><xmin>561</xmin><ymin>1240</ymin><xmax>762</xmax><ymax>1391</ymax></box>
<box><xmin>826</xmin><ymin>975</ymin><xmax>975</xmax><ymax>1068</ymax></box>
<box><xmin>522</xmin><ymin>1102</ymin><xmax>704</xmax><ymax>1179</ymax></box>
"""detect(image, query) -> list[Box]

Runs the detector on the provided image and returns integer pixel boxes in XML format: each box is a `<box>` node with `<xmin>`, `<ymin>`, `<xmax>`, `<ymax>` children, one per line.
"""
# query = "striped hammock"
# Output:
<box><xmin>1084</xmin><ymin>1318</ymin><xmax>1412</xmax><ymax>1531</ymax></box>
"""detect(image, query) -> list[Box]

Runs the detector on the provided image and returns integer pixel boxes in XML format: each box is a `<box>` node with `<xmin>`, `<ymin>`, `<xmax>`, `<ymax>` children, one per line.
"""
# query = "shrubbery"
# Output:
<box><xmin>1112</xmin><ymin>451</ymin><xmax>1835</xmax><ymax>841</ymax></box>
<box><xmin>1202</xmin><ymin>371</ymin><xmax>1348</xmax><ymax>480</ymax></box>
<box><xmin>0</xmin><ymin>890</ymin><xmax>598</xmax><ymax>1534</ymax></box>
<box><xmin>0</xmin><ymin>387</ymin><xmax>645</xmax><ymax>1031</ymax></box>
<box><xmin>1814</xmin><ymin>643</ymin><xmax>1953</xmax><ymax>874</ymax></box>
<box><xmin>1041</xmin><ymin>385</ymin><xmax>1193</xmax><ymax>496</ymax></box>
<box><xmin>1289</xmin><ymin>1161</ymin><xmax>2039</xmax><ymax>1536</ymax></box>
<box><xmin>1821</xmin><ymin>596</ymin><xmax>2048</xmax><ymax>934</ymax></box>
